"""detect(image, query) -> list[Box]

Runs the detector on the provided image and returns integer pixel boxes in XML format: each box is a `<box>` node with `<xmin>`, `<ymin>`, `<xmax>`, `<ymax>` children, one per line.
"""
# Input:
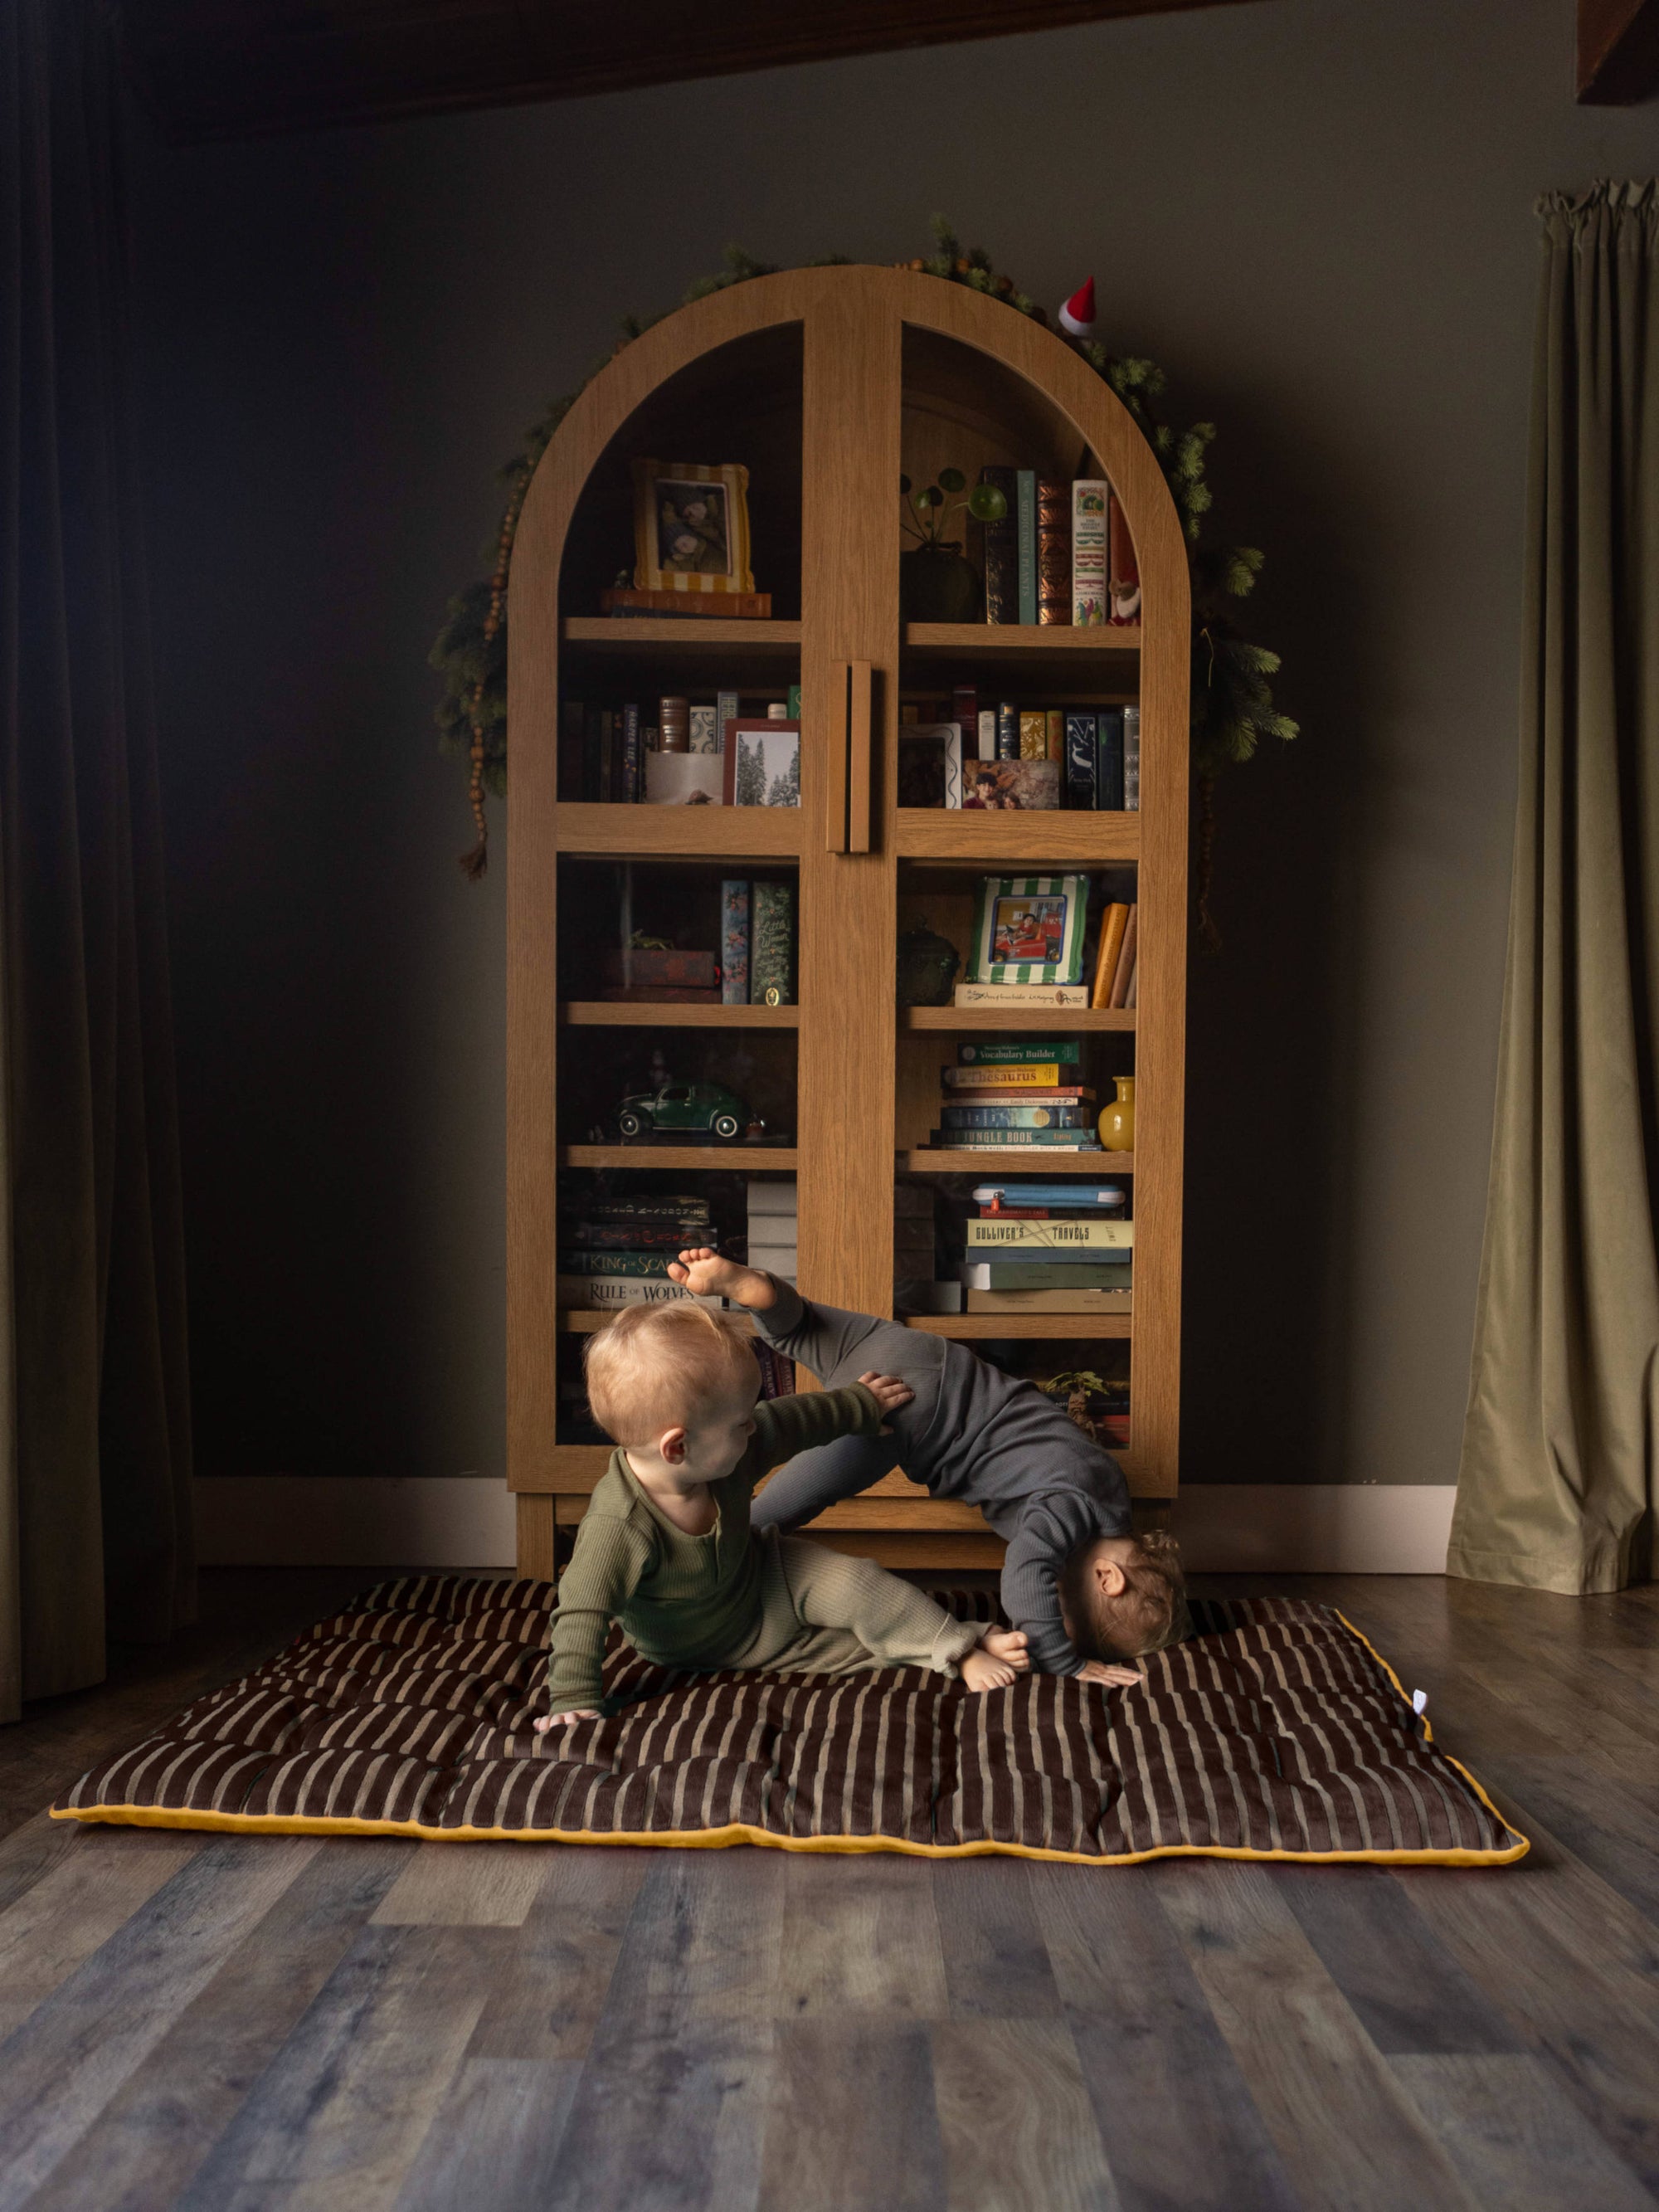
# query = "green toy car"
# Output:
<box><xmin>616</xmin><ymin>1080</ymin><xmax>752</xmax><ymax>1143</ymax></box>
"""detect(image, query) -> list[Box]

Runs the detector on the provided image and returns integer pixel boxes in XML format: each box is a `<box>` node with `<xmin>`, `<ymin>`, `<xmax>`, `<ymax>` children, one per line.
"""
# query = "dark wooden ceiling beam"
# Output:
<box><xmin>1578</xmin><ymin>0</ymin><xmax>1659</xmax><ymax>101</ymax></box>
<box><xmin>118</xmin><ymin>0</ymin><xmax>1267</xmax><ymax>143</ymax></box>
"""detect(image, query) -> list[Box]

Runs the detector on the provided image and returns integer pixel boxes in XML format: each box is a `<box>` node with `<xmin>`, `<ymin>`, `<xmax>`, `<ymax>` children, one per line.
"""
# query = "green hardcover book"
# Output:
<box><xmin>957</xmin><ymin>1040</ymin><xmax>1082</xmax><ymax>1067</ymax></box>
<box><xmin>750</xmin><ymin>881</ymin><xmax>795</xmax><ymax>1005</ymax></box>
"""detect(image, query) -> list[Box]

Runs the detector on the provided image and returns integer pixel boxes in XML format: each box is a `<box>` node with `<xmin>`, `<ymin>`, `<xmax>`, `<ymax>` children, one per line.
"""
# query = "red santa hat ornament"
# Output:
<box><xmin>1058</xmin><ymin>277</ymin><xmax>1097</xmax><ymax>339</ymax></box>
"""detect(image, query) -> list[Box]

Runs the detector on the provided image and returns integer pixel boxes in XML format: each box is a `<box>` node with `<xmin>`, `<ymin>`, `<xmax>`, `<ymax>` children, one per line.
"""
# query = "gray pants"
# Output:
<box><xmin>753</xmin><ymin>1303</ymin><xmax>932</xmax><ymax>1530</ymax></box>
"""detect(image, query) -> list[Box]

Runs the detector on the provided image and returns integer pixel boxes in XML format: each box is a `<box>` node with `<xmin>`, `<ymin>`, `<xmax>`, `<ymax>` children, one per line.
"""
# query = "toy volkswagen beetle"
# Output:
<box><xmin>616</xmin><ymin>1079</ymin><xmax>752</xmax><ymax>1143</ymax></box>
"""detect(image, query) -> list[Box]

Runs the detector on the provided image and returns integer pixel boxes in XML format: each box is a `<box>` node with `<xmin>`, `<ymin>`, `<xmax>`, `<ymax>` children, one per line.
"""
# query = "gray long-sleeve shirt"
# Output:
<box><xmin>752</xmin><ymin>1285</ymin><xmax>1130</xmax><ymax>1674</ymax></box>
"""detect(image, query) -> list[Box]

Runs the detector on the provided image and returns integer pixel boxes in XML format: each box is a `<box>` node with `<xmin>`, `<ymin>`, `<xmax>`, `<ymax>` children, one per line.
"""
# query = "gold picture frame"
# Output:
<box><xmin>632</xmin><ymin>460</ymin><xmax>754</xmax><ymax>596</ymax></box>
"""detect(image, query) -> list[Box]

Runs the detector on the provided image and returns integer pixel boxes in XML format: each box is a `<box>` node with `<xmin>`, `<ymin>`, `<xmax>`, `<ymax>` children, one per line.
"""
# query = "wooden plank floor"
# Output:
<box><xmin>0</xmin><ymin>1569</ymin><xmax>1655</xmax><ymax>2211</ymax></box>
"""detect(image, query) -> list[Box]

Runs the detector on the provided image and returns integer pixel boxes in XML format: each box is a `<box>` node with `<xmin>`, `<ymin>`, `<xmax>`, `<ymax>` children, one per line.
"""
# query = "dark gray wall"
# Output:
<box><xmin>132</xmin><ymin>0</ymin><xmax>1659</xmax><ymax>1493</ymax></box>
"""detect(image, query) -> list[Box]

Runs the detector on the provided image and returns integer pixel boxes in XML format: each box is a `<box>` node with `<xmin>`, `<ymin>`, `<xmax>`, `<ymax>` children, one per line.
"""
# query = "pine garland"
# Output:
<box><xmin>431</xmin><ymin>217</ymin><xmax>1297</xmax><ymax>923</ymax></box>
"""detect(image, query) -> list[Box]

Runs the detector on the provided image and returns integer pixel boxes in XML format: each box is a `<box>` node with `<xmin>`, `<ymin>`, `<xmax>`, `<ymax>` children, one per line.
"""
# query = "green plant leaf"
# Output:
<box><xmin>899</xmin><ymin>473</ymin><xmax>912</xmax><ymax>495</ymax></box>
<box><xmin>968</xmin><ymin>483</ymin><xmax>1007</xmax><ymax>522</ymax></box>
<box><xmin>938</xmin><ymin>466</ymin><xmax>966</xmax><ymax>493</ymax></box>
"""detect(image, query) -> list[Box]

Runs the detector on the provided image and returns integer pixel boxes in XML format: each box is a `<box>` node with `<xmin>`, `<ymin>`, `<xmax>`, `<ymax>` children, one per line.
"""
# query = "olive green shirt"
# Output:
<box><xmin>546</xmin><ymin>1381</ymin><xmax>883</xmax><ymax>1713</ymax></box>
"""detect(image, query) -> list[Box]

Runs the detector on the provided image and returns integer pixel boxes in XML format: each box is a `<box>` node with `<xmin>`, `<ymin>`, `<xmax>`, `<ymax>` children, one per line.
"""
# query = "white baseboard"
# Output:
<box><xmin>193</xmin><ymin>1478</ymin><xmax>1456</xmax><ymax>1576</ymax></box>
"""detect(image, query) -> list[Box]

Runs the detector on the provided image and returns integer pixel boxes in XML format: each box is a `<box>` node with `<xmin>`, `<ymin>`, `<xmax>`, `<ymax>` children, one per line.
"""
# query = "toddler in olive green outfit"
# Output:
<box><xmin>537</xmin><ymin>1301</ymin><xmax>1029</xmax><ymax>1723</ymax></box>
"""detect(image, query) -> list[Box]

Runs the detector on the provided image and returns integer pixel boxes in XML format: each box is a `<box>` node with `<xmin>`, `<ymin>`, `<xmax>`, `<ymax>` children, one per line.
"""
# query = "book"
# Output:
<box><xmin>1018</xmin><ymin>710</ymin><xmax>1046</xmax><ymax>762</ymax></box>
<box><xmin>1064</xmin><ymin>712</ymin><xmax>1097</xmax><ymax>810</ymax></box>
<box><xmin>971</xmin><ymin>1182</ymin><xmax>1127</xmax><ymax>1209</ymax></box>
<box><xmin>601</xmin><ymin>587</ymin><xmax>772</xmax><ymax>619</ymax></box>
<box><xmin>600</xmin><ymin>949</ymin><xmax>717</xmax><ymax>987</ymax></box>
<box><xmin>620</xmin><ymin>702</ymin><xmax>641</xmax><ymax>801</ymax></box>
<box><xmin>941</xmin><ymin>1104</ymin><xmax>1094</xmax><ymax>1130</ymax></box>
<box><xmin>1045</xmin><ymin>709</ymin><xmax>1064</xmax><ymax>763</ymax></box>
<box><xmin>564</xmin><ymin>1221</ymin><xmax>713</xmax><ymax>1251</ymax></box>
<box><xmin>597</xmin><ymin>708</ymin><xmax>615</xmax><ymax>803</ymax></box>
<box><xmin>787</xmin><ymin>684</ymin><xmax>802</xmax><ymax>722</ymax></box>
<box><xmin>717</xmin><ymin>689</ymin><xmax>740</xmax><ymax>753</ymax></box>
<box><xmin>1097</xmin><ymin>708</ymin><xmax>1125</xmax><ymax>811</ymax></box>
<box><xmin>1109</xmin><ymin>905</ymin><xmax>1139</xmax><ymax>1008</ymax></box>
<box><xmin>980</xmin><ymin>465</ymin><xmax>1016</xmax><ymax>622</ymax></box>
<box><xmin>721</xmin><ymin>879</ymin><xmax>750</xmax><ymax>1005</ymax></box>
<box><xmin>1091</xmin><ymin>903</ymin><xmax>1130</xmax><ymax>1010</ymax></box>
<box><xmin>1071</xmin><ymin>480</ymin><xmax>1109</xmax><ymax>626</ymax></box>
<box><xmin>559</xmin><ymin>699</ymin><xmax>585</xmax><ymax>800</ymax></box>
<box><xmin>688</xmin><ymin>704</ymin><xmax>718</xmax><ymax>754</ymax></box>
<box><xmin>951</xmin><ymin>685</ymin><xmax>977</xmax><ymax>748</ymax></box>
<box><xmin>897</xmin><ymin>723</ymin><xmax>964</xmax><ymax>807</ymax></box>
<box><xmin>1126</xmin><ymin>960</ymin><xmax>1138</xmax><ymax>1009</ymax></box>
<box><xmin>995</xmin><ymin>701</ymin><xmax>1019</xmax><ymax>760</ymax></box>
<box><xmin>1016</xmin><ymin>470</ymin><xmax>1037</xmax><ymax>624</ymax></box>
<box><xmin>961</xmin><ymin>1259</ymin><xmax>1132</xmax><ymax>1289</ymax></box>
<box><xmin>1109</xmin><ymin>501</ymin><xmax>1141</xmax><ymax>624</ymax></box>
<box><xmin>751</xmin><ymin>881</ymin><xmax>795</xmax><ymax>1004</ymax></box>
<box><xmin>570</xmin><ymin>1196</ymin><xmax>711</xmax><ymax>1222</ymax></box>
<box><xmin>558</xmin><ymin>1250</ymin><xmax>679</xmax><ymax>1277</ymax></box>
<box><xmin>952</xmin><ymin>982</ymin><xmax>1090</xmax><ymax>1007</ymax></box>
<box><xmin>958</xmin><ymin>1040</ymin><xmax>1082</xmax><ymax>1065</ymax></box>
<box><xmin>1124</xmin><ymin>705</ymin><xmax>1141</xmax><ymax>811</ymax></box>
<box><xmin>975</xmin><ymin>708</ymin><xmax>995</xmax><ymax>762</ymax></box>
<box><xmin>966</xmin><ymin>1288</ymin><xmax>1132</xmax><ymax>1313</ymax></box>
<box><xmin>943</xmin><ymin>1062</ymin><xmax>1078</xmax><ymax>1089</ymax></box>
<box><xmin>558</xmin><ymin>1276</ymin><xmax>722</xmax><ymax>1311</ymax></box>
<box><xmin>928</xmin><ymin>1130</ymin><xmax>1102</xmax><ymax>1149</ymax></box>
<box><xmin>1037</xmin><ymin>480</ymin><xmax>1071</xmax><ymax>625</ymax></box>
<box><xmin>966</xmin><ymin>1219</ymin><xmax>1134</xmax><ymax>1248</ymax></box>
<box><xmin>725</xmin><ymin>719</ymin><xmax>800</xmax><ymax>807</ymax></box>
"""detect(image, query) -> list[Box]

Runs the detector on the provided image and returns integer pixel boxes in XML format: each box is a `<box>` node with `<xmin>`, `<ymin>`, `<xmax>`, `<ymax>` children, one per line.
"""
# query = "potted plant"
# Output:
<box><xmin>898</xmin><ymin>468</ymin><xmax>1006</xmax><ymax>623</ymax></box>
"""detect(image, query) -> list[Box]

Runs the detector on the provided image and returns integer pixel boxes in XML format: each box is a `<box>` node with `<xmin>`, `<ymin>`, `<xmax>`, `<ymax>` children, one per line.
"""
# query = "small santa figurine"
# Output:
<box><xmin>1058</xmin><ymin>278</ymin><xmax>1097</xmax><ymax>340</ymax></box>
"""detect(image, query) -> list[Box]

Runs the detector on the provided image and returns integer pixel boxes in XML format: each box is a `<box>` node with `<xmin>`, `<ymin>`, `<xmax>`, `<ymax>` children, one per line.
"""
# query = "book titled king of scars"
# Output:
<box><xmin>966</xmin><ymin>875</ymin><xmax>1090</xmax><ymax>987</ymax></box>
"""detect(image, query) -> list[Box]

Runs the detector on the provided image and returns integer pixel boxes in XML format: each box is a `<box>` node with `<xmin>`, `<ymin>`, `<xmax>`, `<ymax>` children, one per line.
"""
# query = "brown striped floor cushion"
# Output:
<box><xmin>53</xmin><ymin>1581</ymin><xmax>1526</xmax><ymax>1864</ymax></box>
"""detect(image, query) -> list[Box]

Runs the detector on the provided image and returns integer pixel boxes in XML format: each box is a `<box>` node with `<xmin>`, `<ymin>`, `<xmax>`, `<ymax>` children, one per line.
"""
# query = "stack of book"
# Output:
<box><xmin>894</xmin><ymin>702</ymin><xmax>1139</xmax><ymax>813</ymax></box>
<box><xmin>558</xmin><ymin>688</ymin><xmax>800</xmax><ymax>806</ymax></box>
<box><xmin>746</xmin><ymin>1177</ymin><xmax>797</xmax><ymax>1285</ymax></box>
<box><xmin>558</xmin><ymin>1192</ymin><xmax>721</xmax><ymax>1311</ymax></box>
<box><xmin>976</xmin><ymin>470</ymin><xmax>1140</xmax><ymax>628</ymax></box>
<box><xmin>928</xmin><ymin>1041</ymin><xmax>1102</xmax><ymax>1153</ymax></box>
<box><xmin>1090</xmin><ymin>902</ymin><xmax>1138</xmax><ymax>1010</ymax></box>
<box><xmin>960</xmin><ymin>1181</ymin><xmax>1132</xmax><ymax>1313</ymax></box>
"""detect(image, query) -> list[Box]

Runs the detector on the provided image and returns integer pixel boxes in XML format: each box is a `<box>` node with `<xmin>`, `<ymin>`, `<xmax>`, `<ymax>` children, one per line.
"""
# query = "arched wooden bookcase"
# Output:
<box><xmin>506</xmin><ymin>266</ymin><xmax>1190</xmax><ymax>1579</ymax></box>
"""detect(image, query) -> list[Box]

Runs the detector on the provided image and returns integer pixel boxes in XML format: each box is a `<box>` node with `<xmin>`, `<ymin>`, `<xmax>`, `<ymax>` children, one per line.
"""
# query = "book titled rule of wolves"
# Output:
<box><xmin>557</xmin><ymin>1276</ymin><xmax>722</xmax><ymax>1311</ymax></box>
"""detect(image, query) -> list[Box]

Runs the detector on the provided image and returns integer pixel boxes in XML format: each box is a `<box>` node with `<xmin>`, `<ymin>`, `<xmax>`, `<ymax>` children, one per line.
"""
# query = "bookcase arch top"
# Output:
<box><xmin>508</xmin><ymin>263</ymin><xmax>1189</xmax><ymax>656</ymax></box>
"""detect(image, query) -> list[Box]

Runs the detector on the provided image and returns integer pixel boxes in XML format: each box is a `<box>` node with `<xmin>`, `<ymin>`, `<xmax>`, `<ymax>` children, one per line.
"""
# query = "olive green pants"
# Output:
<box><xmin>720</xmin><ymin>1532</ymin><xmax>980</xmax><ymax>1679</ymax></box>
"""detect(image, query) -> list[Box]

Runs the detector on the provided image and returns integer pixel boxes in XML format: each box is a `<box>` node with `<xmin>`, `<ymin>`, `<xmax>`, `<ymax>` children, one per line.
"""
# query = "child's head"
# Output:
<box><xmin>583</xmin><ymin>1302</ymin><xmax>760</xmax><ymax>1481</ymax></box>
<box><xmin>1058</xmin><ymin>1530</ymin><xmax>1187</xmax><ymax>1663</ymax></box>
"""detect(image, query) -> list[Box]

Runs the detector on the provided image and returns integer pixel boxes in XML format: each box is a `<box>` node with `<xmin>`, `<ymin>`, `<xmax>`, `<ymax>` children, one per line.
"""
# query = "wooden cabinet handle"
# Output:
<box><xmin>825</xmin><ymin>663</ymin><xmax>850</xmax><ymax>853</ymax></box>
<box><xmin>828</xmin><ymin>660</ymin><xmax>873</xmax><ymax>855</ymax></box>
<box><xmin>846</xmin><ymin>660</ymin><xmax>873</xmax><ymax>854</ymax></box>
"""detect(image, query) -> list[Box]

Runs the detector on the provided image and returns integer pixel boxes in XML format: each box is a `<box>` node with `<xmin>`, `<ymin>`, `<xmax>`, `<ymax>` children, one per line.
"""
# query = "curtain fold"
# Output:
<box><xmin>1</xmin><ymin>0</ymin><xmax>194</xmax><ymax>1720</ymax></box>
<box><xmin>1450</xmin><ymin>181</ymin><xmax>1659</xmax><ymax>1596</ymax></box>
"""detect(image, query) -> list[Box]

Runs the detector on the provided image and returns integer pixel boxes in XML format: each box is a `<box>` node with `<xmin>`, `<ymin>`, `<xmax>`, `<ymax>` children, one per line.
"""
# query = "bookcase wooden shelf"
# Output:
<box><xmin>508</xmin><ymin>266</ymin><xmax>1188</xmax><ymax>1577</ymax></box>
<box><xmin>562</xmin><ymin>1001</ymin><xmax>802</xmax><ymax>1029</ymax></box>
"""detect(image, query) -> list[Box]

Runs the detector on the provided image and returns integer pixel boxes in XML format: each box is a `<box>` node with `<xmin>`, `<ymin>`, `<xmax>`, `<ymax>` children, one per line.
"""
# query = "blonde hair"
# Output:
<box><xmin>1061</xmin><ymin>1529</ymin><xmax>1187</xmax><ymax>1662</ymax></box>
<box><xmin>582</xmin><ymin>1301</ymin><xmax>758</xmax><ymax>1445</ymax></box>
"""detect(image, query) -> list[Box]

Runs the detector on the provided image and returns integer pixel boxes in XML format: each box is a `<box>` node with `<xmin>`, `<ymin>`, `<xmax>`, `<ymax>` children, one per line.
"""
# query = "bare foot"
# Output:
<box><xmin>1075</xmin><ymin>1659</ymin><xmax>1146</xmax><ymax>1688</ymax></box>
<box><xmin>960</xmin><ymin>1647</ymin><xmax>1019</xmax><ymax>1693</ymax></box>
<box><xmin>980</xmin><ymin>1626</ymin><xmax>1029</xmax><ymax>1672</ymax></box>
<box><xmin>668</xmin><ymin>1247</ymin><xmax>776</xmax><ymax>1307</ymax></box>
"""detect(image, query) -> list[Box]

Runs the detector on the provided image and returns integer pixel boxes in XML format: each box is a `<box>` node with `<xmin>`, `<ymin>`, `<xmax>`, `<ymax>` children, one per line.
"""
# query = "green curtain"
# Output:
<box><xmin>1450</xmin><ymin>182</ymin><xmax>1659</xmax><ymax>1596</ymax></box>
<box><xmin>1</xmin><ymin>0</ymin><xmax>196</xmax><ymax>1722</ymax></box>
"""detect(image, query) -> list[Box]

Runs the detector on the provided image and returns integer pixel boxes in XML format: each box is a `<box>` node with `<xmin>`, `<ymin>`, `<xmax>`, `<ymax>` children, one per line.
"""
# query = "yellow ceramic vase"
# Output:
<box><xmin>1098</xmin><ymin>1074</ymin><xmax>1136</xmax><ymax>1152</ymax></box>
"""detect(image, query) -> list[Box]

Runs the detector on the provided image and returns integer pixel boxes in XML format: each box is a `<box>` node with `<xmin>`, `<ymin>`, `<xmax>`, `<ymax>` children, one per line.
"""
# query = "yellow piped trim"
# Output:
<box><xmin>48</xmin><ymin>1610</ymin><xmax>1529</xmax><ymax>1866</ymax></box>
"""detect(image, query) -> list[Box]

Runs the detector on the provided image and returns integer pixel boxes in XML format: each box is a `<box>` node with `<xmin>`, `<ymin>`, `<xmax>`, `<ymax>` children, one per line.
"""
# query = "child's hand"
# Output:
<box><xmin>533</xmin><ymin>1709</ymin><xmax>600</xmax><ymax>1732</ymax></box>
<box><xmin>1075</xmin><ymin>1659</ymin><xmax>1146</xmax><ymax>1689</ymax></box>
<box><xmin>858</xmin><ymin>1370</ymin><xmax>914</xmax><ymax>1431</ymax></box>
